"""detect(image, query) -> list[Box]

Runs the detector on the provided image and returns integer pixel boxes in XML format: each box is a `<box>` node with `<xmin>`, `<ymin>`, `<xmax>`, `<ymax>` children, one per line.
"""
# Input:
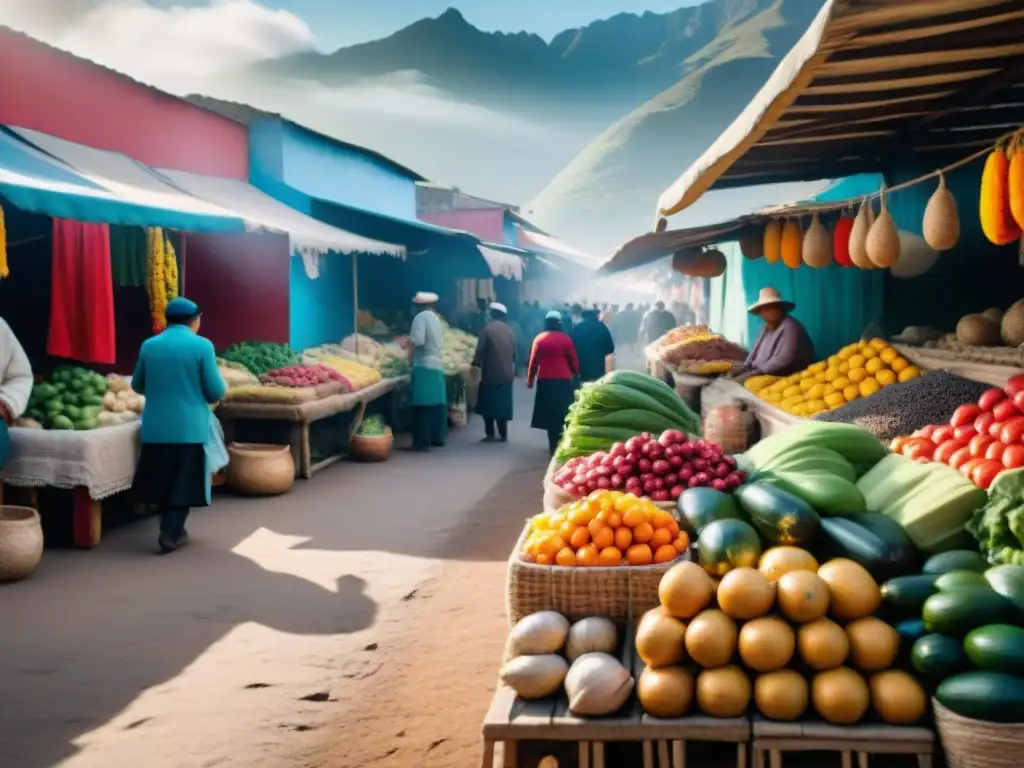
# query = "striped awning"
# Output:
<box><xmin>657</xmin><ymin>0</ymin><xmax>1024</xmax><ymax>218</ymax></box>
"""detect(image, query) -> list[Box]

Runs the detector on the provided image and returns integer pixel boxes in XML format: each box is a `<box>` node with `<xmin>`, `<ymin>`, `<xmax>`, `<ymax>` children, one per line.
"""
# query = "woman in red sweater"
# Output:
<box><xmin>528</xmin><ymin>311</ymin><xmax>580</xmax><ymax>454</ymax></box>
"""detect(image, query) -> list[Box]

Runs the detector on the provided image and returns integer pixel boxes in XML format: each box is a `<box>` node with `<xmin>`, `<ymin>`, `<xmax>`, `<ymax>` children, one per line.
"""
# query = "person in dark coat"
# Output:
<box><xmin>473</xmin><ymin>302</ymin><xmax>517</xmax><ymax>442</ymax></box>
<box><xmin>131</xmin><ymin>297</ymin><xmax>226</xmax><ymax>554</ymax></box>
<box><xmin>639</xmin><ymin>300</ymin><xmax>677</xmax><ymax>346</ymax></box>
<box><xmin>571</xmin><ymin>308</ymin><xmax>615</xmax><ymax>383</ymax></box>
<box><xmin>613</xmin><ymin>303</ymin><xmax>641</xmax><ymax>350</ymax></box>
<box><xmin>528</xmin><ymin>312</ymin><xmax>580</xmax><ymax>454</ymax></box>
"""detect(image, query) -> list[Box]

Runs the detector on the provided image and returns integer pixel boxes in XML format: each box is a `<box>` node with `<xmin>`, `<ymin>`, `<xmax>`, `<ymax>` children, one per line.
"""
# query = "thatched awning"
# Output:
<box><xmin>657</xmin><ymin>0</ymin><xmax>1024</xmax><ymax>218</ymax></box>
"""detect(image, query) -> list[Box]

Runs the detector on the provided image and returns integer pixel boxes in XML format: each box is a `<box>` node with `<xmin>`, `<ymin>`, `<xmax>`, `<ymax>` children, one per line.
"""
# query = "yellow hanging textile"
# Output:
<box><xmin>0</xmin><ymin>203</ymin><xmax>8</xmax><ymax>278</ymax></box>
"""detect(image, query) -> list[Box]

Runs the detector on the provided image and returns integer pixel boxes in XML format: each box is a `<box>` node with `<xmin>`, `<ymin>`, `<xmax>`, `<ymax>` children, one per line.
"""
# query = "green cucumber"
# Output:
<box><xmin>964</xmin><ymin>625</ymin><xmax>1024</xmax><ymax>675</ymax></box>
<box><xmin>760</xmin><ymin>470</ymin><xmax>864</xmax><ymax>515</ymax></box>
<box><xmin>818</xmin><ymin>515</ymin><xmax>915</xmax><ymax>580</ymax></box>
<box><xmin>600</xmin><ymin>371</ymin><xmax>696</xmax><ymax>421</ymax></box>
<box><xmin>896</xmin><ymin>618</ymin><xmax>927</xmax><ymax>647</ymax></box>
<box><xmin>935</xmin><ymin>570</ymin><xmax>990</xmax><ymax>592</ymax></box>
<box><xmin>912</xmin><ymin>634</ymin><xmax>968</xmax><ymax>682</ymax></box>
<box><xmin>936</xmin><ymin>671</ymin><xmax>1024</xmax><ymax>722</ymax></box>
<box><xmin>576</xmin><ymin>408</ymin><xmax>679</xmax><ymax>433</ymax></box>
<box><xmin>985</xmin><ymin>565</ymin><xmax>1024</xmax><ymax>612</ymax></box>
<box><xmin>676</xmin><ymin>487</ymin><xmax>741</xmax><ymax>536</ymax></box>
<box><xmin>923</xmin><ymin>550</ymin><xmax>988</xmax><ymax>575</ymax></box>
<box><xmin>922</xmin><ymin>589</ymin><xmax>1011</xmax><ymax>636</ymax></box>
<box><xmin>734</xmin><ymin>481</ymin><xmax>820</xmax><ymax>547</ymax></box>
<box><xmin>881</xmin><ymin>575</ymin><xmax>940</xmax><ymax>609</ymax></box>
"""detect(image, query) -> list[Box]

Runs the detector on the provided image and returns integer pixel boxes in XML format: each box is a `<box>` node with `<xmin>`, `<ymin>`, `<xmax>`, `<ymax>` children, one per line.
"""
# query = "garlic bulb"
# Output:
<box><xmin>565</xmin><ymin>617</ymin><xmax>617</xmax><ymax>662</ymax></box>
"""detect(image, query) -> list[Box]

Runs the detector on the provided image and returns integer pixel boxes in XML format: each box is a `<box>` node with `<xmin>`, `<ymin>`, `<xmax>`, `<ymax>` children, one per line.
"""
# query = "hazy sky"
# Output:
<box><xmin>148</xmin><ymin>0</ymin><xmax>705</xmax><ymax>48</ymax></box>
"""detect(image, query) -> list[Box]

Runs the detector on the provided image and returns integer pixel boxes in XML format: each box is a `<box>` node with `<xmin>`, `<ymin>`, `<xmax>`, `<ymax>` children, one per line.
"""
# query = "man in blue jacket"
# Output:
<box><xmin>131</xmin><ymin>297</ymin><xmax>226</xmax><ymax>554</ymax></box>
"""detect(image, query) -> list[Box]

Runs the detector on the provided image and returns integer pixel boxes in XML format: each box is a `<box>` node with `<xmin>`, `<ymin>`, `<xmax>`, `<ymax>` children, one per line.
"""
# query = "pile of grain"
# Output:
<box><xmin>813</xmin><ymin>370</ymin><xmax>990</xmax><ymax>441</ymax></box>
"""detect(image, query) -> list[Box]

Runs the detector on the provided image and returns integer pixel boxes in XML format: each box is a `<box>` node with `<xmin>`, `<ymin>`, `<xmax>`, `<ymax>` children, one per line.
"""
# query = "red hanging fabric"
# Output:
<box><xmin>48</xmin><ymin>219</ymin><xmax>116</xmax><ymax>364</ymax></box>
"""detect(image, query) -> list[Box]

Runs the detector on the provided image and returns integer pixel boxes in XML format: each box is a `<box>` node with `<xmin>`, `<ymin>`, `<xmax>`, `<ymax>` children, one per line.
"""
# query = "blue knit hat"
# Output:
<box><xmin>165</xmin><ymin>297</ymin><xmax>200</xmax><ymax>320</ymax></box>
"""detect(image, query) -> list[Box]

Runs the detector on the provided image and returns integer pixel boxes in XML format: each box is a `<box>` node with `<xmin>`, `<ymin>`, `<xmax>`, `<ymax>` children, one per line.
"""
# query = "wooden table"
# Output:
<box><xmin>752</xmin><ymin>718</ymin><xmax>934</xmax><ymax>768</ymax></box>
<box><xmin>893</xmin><ymin>344</ymin><xmax>1023</xmax><ymax>388</ymax></box>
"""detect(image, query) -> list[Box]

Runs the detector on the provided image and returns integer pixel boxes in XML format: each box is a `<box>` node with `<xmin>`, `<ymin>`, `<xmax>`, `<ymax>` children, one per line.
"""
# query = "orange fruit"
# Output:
<box><xmin>606</xmin><ymin>512</ymin><xmax>622</xmax><ymax>528</ymax></box>
<box><xmin>626</xmin><ymin>544</ymin><xmax>653</xmax><ymax>566</ymax></box>
<box><xmin>555</xmin><ymin>547</ymin><xmax>576</xmax><ymax>567</ymax></box>
<box><xmin>668</xmin><ymin>521</ymin><xmax>681</xmax><ymax>538</ymax></box>
<box><xmin>576</xmin><ymin>545</ymin><xmax>599</xmax><ymax>567</ymax></box>
<box><xmin>614</xmin><ymin>493</ymin><xmax>639</xmax><ymax>512</ymax></box>
<box><xmin>654</xmin><ymin>544</ymin><xmax>678</xmax><ymax>564</ymax></box>
<box><xmin>651</xmin><ymin>510</ymin><xmax>675</xmax><ymax>529</ymax></box>
<box><xmin>588</xmin><ymin>518</ymin><xmax>608</xmax><ymax>538</ymax></box>
<box><xmin>570</xmin><ymin>527</ymin><xmax>591</xmax><ymax>550</ymax></box>
<box><xmin>536</xmin><ymin>553</ymin><xmax>552</xmax><ymax>565</ymax></box>
<box><xmin>634</xmin><ymin>522</ymin><xmax>655</xmax><ymax>544</ymax></box>
<box><xmin>593</xmin><ymin>526</ymin><xmax>615</xmax><ymax>550</ymax></box>
<box><xmin>622</xmin><ymin>507</ymin><xmax>647</xmax><ymax>528</ymax></box>
<box><xmin>568</xmin><ymin>505</ymin><xmax>595</xmax><ymax>525</ymax></box>
<box><xmin>673</xmin><ymin>533</ymin><xmax>690</xmax><ymax>552</ymax></box>
<box><xmin>558</xmin><ymin>521</ymin><xmax>577</xmax><ymax>541</ymax></box>
<box><xmin>614</xmin><ymin>526</ymin><xmax>633</xmax><ymax>550</ymax></box>
<box><xmin>650</xmin><ymin>528</ymin><xmax>673</xmax><ymax>549</ymax></box>
<box><xmin>599</xmin><ymin>547</ymin><xmax>623</xmax><ymax>566</ymax></box>
<box><xmin>595</xmin><ymin>508</ymin><xmax>610</xmax><ymax>522</ymax></box>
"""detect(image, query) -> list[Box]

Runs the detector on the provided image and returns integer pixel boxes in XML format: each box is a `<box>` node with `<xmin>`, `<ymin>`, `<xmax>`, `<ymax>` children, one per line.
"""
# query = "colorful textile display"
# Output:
<box><xmin>109</xmin><ymin>225</ymin><xmax>147</xmax><ymax>287</ymax></box>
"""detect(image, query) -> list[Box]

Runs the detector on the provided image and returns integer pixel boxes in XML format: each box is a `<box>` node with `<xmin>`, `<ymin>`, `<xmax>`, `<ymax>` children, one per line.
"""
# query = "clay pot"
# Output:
<box><xmin>227</xmin><ymin>443</ymin><xmax>295</xmax><ymax>496</ymax></box>
<box><xmin>0</xmin><ymin>506</ymin><xmax>43</xmax><ymax>582</ymax></box>
<box><xmin>350</xmin><ymin>429</ymin><xmax>394</xmax><ymax>462</ymax></box>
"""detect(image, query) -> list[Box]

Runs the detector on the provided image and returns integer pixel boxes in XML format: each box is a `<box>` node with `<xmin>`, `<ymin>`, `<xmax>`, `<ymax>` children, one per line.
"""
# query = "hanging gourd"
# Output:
<box><xmin>739</xmin><ymin>228</ymin><xmax>764</xmax><ymax>260</ymax></box>
<box><xmin>867</xmin><ymin>189</ymin><xmax>901</xmax><ymax>268</ymax></box>
<box><xmin>1008</xmin><ymin>133</ymin><xmax>1024</xmax><ymax>230</ymax></box>
<box><xmin>802</xmin><ymin>211</ymin><xmax>832</xmax><ymax>268</ymax></box>
<box><xmin>980</xmin><ymin>146</ymin><xmax>1021</xmax><ymax>245</ymax></box>
<box><xmin>922</xmin><ymin>172</ymin><xmax>960</xmax><ymax>251</ymax></box>
<box><xmin>763</xmin><ymin>220</ymin><xmax>782</xmax><ymax>263</ymax></box>
<box><xmin>833</xmin><ymin>216</ymin><xmax>854</xmax><ymax>267</ymax></box>
<box><xmin>672</xmin><ymin>247</ymin><xmax>725</xmax><ymax>278</ymax></box>
<box><xmin>780</xmin><ymin>219</ymin><xmax>802</xmax><ymax>268</ymax></box>
<box><xmin>849</xmin><ymin>198</ymin><xmax>875</xmax><ymax>269</ymax></box>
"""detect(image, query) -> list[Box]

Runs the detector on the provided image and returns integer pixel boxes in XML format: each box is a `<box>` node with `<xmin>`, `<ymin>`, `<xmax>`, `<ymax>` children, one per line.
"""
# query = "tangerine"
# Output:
<box><xmin>626</xmin><ymin>544</ymin><xmax>653</xmax><ymax>565</ymax></box>
<box><xmin>622</xmin><ymin>507</ymin><xmax>647</xmax><ymax>528</ymax></box>
<box><xmin>673</xmin><ymin>533</ymin><xmax>690</xmax><ymax>552</ymax></box>
<box><xmin>654</xmin><ymin>544</ymin><xmax>679</xmax><ymax>564</ymax></box>
<box><xmin>606</xmin><ymin>512</ymin><xmax>622</xmax><ymax>528</ymax></box>
<box><xmin>668</xmin><ymin>521</ymin><xmax>681</xmax><ymax>538</ymax></box>
<box><xmin>614</xmin><ymin>526</ymin><xmax>633</xmax><ymax>550</ymax></box>
<box><xmin>599</xmin><ymin>547</ymin><xmax>623</xmax><ymax>566</ymax></box>
<box><xmin>558</xmin><ymin>521</ymin><xmax>577</xmax><ymax>541</ymax></box>
<box><xmin>588</xmin><ymin>518</ymin><xmax>608</xmax><ymax>538</ymax></box>
<box><xmin>536</xmin><ymin>553</ymin><xmax>552</xmax><ymax>565</ymax></box>
<box><xmin>569</xmin><ymin>527</ymin><xmax>591</xmax><ymax>549</ymax></box>
<box><xmin>634</xmin><ymin>521</ymin><xmax>655</xmax><ymax>543</ymax></box>
<box><xmin>650</xmin><ymin>528</ymin><xmax>674</xmax><ymax>549</ymax></box>
<box><xmin>555</xmin><ymin>547</ymin><xmax>576</xmax><ymax>566</ymax></box>
<box><xmin>593</xmin><ymin>526</ymin><xmax>615</xmax><ymax>550</ymax></box>
<box><xmin>576</xmin><ymin>545</ymin><xmax>600</xmax><ymax>567</ymax></box>
<box><xmin>651</xmin><ymin>510</ymin><xmax>676</xmax><ymax>529</ymax></box>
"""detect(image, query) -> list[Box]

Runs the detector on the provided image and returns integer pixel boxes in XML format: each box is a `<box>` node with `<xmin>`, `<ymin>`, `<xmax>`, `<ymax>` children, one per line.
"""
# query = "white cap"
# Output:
<box><xmin>545</xmin><ymin>310</ymin><xmax>563</xmax><ymax>320</ymax></box>
<box><xmin>489</xmin><ymin>302</ymin><xmax>508</xmax><ymax>314</ymax></box>
<box><xmin>412</xmin><ymin>291</ymin><xmax>439</xmax><ymax>304</ymax></box>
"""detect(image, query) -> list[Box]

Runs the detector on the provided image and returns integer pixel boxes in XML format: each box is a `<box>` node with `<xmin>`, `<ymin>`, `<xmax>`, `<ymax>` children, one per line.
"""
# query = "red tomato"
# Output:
<box><xmin>951</xmin><ymin>404</ymin><xmax>983</xmax><ymax>427</ymax></box>
<box><xmin>975</xmin><ymin>412</ymin><xmax>997</xmax><ymax>436</ymax></box>
<box><xmin>971</xmin><ymin>460</ymin><xmax>1004</xmax><ymax>490</ymax></box>
<box><xmin>889</xmin><ymin>436</ymin><xmax>910</xmax><ymax>454</ymax></box>
<box><xmin>961</xmin><ymin>458</ymin><xmax>986</xmax><ymax>479</ymax></box>
<box><xmin>970</xmin><ymin>434</ymin><xmax>995</xmax><ymax>458</ymax></box>
<box><xmin>931</xmin><ymin>426</ymin><xmax>955</xmax><ymax>444</ymax></box>
<box><xmin>979</xmin><ymin>388</ymin><xmax>1008</xmax><ymax>411</ymax></box>
<box><xmin>1003</xmin><ymin>444</ymin><xmax>1024</xmax><ymax>469</ymax></box>
<box><xmin>1015</xmin><ymin>390</ymin><xmax>1024</xmax><ymax>412</ymax></box>
<box><xmin>1001</xmin><ymin>417</ymin><xmax>1024</xmax><ymax>445</ymax></box>
<box><xmin>934</xmin><ymin>438</ymin><xmax>970</xmax><ymax>464</ymax></box>
<box><xmin>953</xmin><ymin>425</ymin><xmax>978</xmax><ymax>440</ymax></box>
<box><xmin>949</xmin><ymin>447</ymin><xmax>974</xmax><ymax>470</ymax></box>
<box><xmin>1007</xmin><ymin>374</ymin><xmax>1024</xmax><ymax>399</ymax></box>
<box><xmin>913</xmin><ymin>425</ymin><xmax>938</xmax><ymax>439</ymax></box>
<box><xmin>990</xmin><ymin>420</ymin><xmax>1008</xmax><ymax>439</ymax></box>
<box><xmin>904</xmin><ymin>438</ymin><xmax>935</xmax><ymax>461</ymax></box>
<box><xmin>993</xmin><ymin>400</ymin><xmax>1023</xmax><ymax>422</ymax></box>
<box><xmin>986</xmin><ymin>441</ymin><xmax>1009</xmax><ymax>462</ymax></box>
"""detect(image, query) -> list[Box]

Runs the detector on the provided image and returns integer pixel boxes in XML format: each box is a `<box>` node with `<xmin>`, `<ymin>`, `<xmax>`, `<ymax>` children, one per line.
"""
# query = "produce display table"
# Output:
<box><xmin>1</xmin><ymin>421</ymin><xmax>141</xmax><ymax>548</ymax></box>
<box><xmin>893</xmin><ymin>344</ymin><xmax>1021</xmax><ymax>389</ymax></box>
<box><xmin>216</xmin><ymin>377</ymin><xmax>407</xmax><ymax>479</ymax></box>
<box><xmin>751</xmin><ymin>718</ymin><xmax>934</xmax><ymax>768</ymax></box>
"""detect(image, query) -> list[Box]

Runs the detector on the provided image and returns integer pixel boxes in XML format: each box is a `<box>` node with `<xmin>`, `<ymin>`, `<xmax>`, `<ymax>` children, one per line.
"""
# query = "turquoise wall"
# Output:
<box><xmin>289</xmin><ymin>251</ymin><xmax>356</xmax><ymax>350</ymax></box>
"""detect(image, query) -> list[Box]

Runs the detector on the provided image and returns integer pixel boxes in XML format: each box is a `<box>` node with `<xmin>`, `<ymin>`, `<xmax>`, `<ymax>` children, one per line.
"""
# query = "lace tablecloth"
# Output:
<box><xmin>2</xmin><ymin>422</ymin><xmax>141</xmax><ymax>499</ymax></box>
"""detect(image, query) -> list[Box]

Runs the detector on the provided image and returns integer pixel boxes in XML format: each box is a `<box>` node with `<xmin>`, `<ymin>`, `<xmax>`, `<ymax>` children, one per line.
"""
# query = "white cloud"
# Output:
<box><xmin>0</xmin><ymin>0</ymin><xmax>315</xmax><ymax>92</ymax></box>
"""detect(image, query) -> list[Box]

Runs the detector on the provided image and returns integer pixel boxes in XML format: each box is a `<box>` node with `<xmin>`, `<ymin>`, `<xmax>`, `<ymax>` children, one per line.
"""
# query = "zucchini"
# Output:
<box><xmin>964</xmin><ymin>624</ymin><xmax>1024</xmax><ymax>675</ymax></box>
<box><xmin>935</xmin><ymin>570</ymin><xmax>989</xmax><ymax>592</ymax></box>
<box><xmin>818</xmin><ymin>515</ymin><xmax>916</xmax><ymax>580</ymax></box>
<box><xmin>676</xmin><ymin>487</ymin><xmax>742</xmax><ymax>536</ymax></box>
<box><xmin>576</xmin><ymin>408</ymin><xmax>679</xmax><ymax>433</ymax></box>
<box><xmin>760</xmin><ymin>470</ymin><xmax>864</xmax><ymax>515</ymax></box>
<box><xmin>923</xmin><ymin>550</ymin><xmax>988</xmax><ymax>575</ymax></box>
<box><xmin>985</xmin><ymin>565</ymin><xmax>1024</xmax><ymax>612</ymax></box>
<box><xmin>881</xmin><ymin>575</ymin><xmax>940</xmax><ymax>609</ymax></box>
<box><xmin>936</xmin><ymin>671</ymin><xmax>1024</xmax><ymax>722</ymax></box>
<box><xmin>584</xmin><ymin>384</ymin><xmax>693</xmax><ymax>431</ymax></box>
<box><xmin>912</xmin><ymin>634</ymin><xmax>968</xmax><ymax>682</ymax></box>
<box><xmin>734</xmin><ymin>481</ymin><xmax>820</xmax><ymax>546</ymax></box>
<box><xmin>922</xmin><ymin>588</ymin><xmax>1011</xmax><ymax>636</ymax></box>
<box><xmin>600</xmin><ymin>370</ymin><xmax>697</xmax><ymax>421</ymax></box>
<box><xmin>895</xmin><ymin>618</ymin><xmax>927</xmax><ymax>647</ymax></box>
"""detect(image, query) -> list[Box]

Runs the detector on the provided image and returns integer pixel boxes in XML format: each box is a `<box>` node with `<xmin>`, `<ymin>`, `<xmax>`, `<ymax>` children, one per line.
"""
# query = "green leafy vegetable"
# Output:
<box><xmin>967</xmin><ymin>468</ymin><xmax>1024</xmax><ymax>565</ymax></box>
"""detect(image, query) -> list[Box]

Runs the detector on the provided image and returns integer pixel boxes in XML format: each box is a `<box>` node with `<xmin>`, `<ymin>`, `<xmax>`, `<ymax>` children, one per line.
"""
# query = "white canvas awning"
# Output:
<box><xmin>656</xmin><ymin>0</ymin><xmax>1024</xmax><ymax>218</ymax></box>
<box><xmin>517</xmin><ymin>227</ymin><xmax>602</xmax><ymax>270</ymax></box>
<box><xmin>477</xmin><ymin>244</ymin><xmax>524</xmax><ymax>280</ymax></box>
<box><xmin>158</xmin><ymin>169</ymin><xmax>404</xmax><ymax>257</ymax></box>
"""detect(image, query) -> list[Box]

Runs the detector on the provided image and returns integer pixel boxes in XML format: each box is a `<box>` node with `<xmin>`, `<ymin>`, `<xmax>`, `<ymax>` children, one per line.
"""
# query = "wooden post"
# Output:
<box><xmin>72</xmin><ymin>487</ymin><xmax>101</xmax><ymax>548</ymax></box>
<box><xmin>352</xmin><ymin>252</ymin><xmax>359</xmax><ymax>355</ymax></box>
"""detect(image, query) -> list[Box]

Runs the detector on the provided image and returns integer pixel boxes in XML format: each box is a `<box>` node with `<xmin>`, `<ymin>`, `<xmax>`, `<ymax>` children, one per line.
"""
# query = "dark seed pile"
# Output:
<box><xmin>813</xmin><ymin>370</ymin><xmax>991</xmax><ymax>441</ymax></box>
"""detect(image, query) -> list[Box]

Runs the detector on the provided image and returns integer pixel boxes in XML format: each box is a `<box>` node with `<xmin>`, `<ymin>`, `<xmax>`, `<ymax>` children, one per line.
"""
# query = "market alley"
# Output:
<box><xmin>0</xmin><ymin>382</ymin><xmax>547</xmax><ymax>768</ymax></box>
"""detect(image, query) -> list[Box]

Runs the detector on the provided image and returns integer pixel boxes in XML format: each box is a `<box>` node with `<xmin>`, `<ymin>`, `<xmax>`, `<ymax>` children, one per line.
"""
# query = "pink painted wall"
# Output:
<box><xmin>0</xmin><ymin>29</ymin><xmax>248</xmax><ymax>179</ymax></box>
<box><xmin>420</xmin><ymin>209</ymin><xmax>506</xmax><ymax>243</ymax></box>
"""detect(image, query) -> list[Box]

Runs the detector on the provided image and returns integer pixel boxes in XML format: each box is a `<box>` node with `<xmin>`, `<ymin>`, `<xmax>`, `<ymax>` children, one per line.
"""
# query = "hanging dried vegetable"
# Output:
<box><xmin>146</xmin><ymin>228</ymin><xmax>179</xmax><ymax>333</ymax></box>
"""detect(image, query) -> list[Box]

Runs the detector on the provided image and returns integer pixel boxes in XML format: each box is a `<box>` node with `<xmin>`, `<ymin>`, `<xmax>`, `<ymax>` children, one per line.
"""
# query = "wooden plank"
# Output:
<box><xmin>481</xmin><ymin>685</ymin><xmax>556</xmax><ymax>741</ymax></box>
<box><xmin>799</xmin><ymin>722</ymin><xmax>934</xmax><ymax>744</ymax></box>
<box><xmin>752</xmin><ymin>717</ymin><xmax>802</xmax><ymax>738</ymax></box>
<box><xmin>640</xmin><ymin>713</ymin><xmax>750</xmax><ymax>742</ymax></box>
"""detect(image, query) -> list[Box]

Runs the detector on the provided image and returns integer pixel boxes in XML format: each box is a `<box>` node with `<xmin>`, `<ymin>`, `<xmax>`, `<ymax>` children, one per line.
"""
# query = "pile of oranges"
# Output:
<box><xmin>521</xmin><ymin>490</ymin><xmax>689</xmax><ymax>567</ymax></box>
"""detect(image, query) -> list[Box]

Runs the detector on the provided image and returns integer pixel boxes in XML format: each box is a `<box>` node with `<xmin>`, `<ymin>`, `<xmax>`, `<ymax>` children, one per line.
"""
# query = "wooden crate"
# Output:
<box><xmin>751</xmin><ymin>718</ymin><xmax>935</xmax><ymax>768</ymax></box>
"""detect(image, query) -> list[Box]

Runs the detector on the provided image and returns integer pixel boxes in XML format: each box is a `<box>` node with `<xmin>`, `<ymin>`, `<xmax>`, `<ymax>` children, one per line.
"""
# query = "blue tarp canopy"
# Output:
<box><xmin>0</xmin><ymin>127</ymin><xmax>244</xmax><ymax>232</ymax></box>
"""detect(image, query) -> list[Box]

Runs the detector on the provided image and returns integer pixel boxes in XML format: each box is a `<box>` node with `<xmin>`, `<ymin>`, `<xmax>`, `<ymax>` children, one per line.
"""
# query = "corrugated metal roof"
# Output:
<box><xmin>657</xmin><ymin>0</ymin><xmax>1024</xmax><ymax>217</ymax></box>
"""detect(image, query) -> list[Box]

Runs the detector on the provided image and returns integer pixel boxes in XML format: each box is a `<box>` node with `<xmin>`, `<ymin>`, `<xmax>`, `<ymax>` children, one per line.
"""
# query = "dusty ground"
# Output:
<box><xmin>0</xmin><ymin>383</ymin><xmax>547</xmax><ymax>768</ymax></box>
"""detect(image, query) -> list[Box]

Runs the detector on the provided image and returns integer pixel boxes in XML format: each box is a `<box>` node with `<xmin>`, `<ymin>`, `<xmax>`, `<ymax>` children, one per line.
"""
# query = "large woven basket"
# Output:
<box><xmin>350</xmin><ymin>429</ymin><xmax>393</xmax><ymax>462</ymax></box>
<box><xmin>227</xmin><ymin>443</ymin><xmax>295</xmax><ymax>496</ymax></box>
<box><xmin>0</xmin><ymin>506</ymin><xmax>43</xmax><ymax>582</ymax></box>
<box><xmin>505</xmin><ymin>523</ymin><xmax>688</xmax><ymax>627</ymax></box>
<box><xmin>934</xmin><ymin>700</ymin><xmax>1022</xmax><ymax>768</ymax></box>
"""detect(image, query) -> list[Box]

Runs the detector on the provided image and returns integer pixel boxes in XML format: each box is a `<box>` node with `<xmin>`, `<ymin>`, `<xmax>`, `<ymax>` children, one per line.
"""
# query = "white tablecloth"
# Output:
<box><xmin>2</xmin><ymin>422</ymin><xmax>141</xmax><ymax>499</ymax></box>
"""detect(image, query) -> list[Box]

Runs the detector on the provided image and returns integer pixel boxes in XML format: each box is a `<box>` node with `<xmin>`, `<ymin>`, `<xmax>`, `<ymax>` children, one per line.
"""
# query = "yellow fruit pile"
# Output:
<box><xmin>522</xmin><ymin>490</ymin><xmax>688</xmax><ymax>567</ymax></box>
<box><xmin>745</xmin><ymin>338</ymin><xmax>921</xmax><ymax>417</ymax></box>
<box><xmin>317</xmin><ymin>356</ymin><xmax>382</xmax><ymax>391</ymax></box>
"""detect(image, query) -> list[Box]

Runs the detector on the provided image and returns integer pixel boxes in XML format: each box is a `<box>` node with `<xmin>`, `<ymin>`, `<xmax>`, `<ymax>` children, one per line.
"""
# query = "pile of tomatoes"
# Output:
<box><xmin>890</xmin><ymin>376</ymin><xmax>1024</xmax><ymax>490</ymax></box>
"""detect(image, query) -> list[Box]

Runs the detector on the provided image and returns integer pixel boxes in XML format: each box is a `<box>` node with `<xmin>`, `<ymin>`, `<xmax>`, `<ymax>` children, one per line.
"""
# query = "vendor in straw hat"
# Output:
<box><xmin>733</xmin><ymin>287</ymin><xmax>815</xmax><ymax>381</ymax></box>
<box><xmin>408</xmin><ymin>291</ymin><xmax>448</xmax><ymax>451</ymax></box>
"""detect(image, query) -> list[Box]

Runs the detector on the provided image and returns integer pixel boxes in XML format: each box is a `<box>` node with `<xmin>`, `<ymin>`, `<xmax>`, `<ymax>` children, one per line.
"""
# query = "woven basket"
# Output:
<box><xmin>350</xmin><ymin>429</ymin><xmax>393</xmax><ymax>462</ymax></box>
<box><xmin>227</xmin><ymin>443</ymin><xmax>295</xmax><ymax>496</ymax></box>
<box><xmin>934</xmin><ymin>700</ymin><xmax>1022</xmax><ymax>768</ymax></box>
<box><xmin>505</xmin><ymin>523</ymin><xmax>688</xmax><ymax>627</ymax></box>
<box><xmin>0</xmin><ymin>506</ymin><xmax>43</xmax><ymax>582</ymax></box>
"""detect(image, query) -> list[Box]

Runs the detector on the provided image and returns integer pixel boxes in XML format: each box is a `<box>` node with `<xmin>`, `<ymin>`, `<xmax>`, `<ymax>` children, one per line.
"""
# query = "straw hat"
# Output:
<box><xmin>747</xmin><ymin>287</ymin><xmax>795</xmax><ymax>314</ymax></box>
<box><xmin>412</xmin><ymin>291</ymin><xmax>439</xmax><ymax>304</ymax></box>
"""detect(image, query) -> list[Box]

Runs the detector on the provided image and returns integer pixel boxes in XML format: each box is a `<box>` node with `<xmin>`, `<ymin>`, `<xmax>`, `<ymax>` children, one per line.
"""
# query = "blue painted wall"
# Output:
<box><xmin>289</xmin><ymin>251</ymin><xmax>356</xmax><ymax>350</ymax></box>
